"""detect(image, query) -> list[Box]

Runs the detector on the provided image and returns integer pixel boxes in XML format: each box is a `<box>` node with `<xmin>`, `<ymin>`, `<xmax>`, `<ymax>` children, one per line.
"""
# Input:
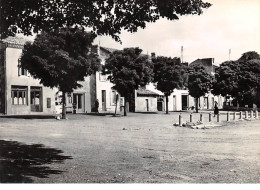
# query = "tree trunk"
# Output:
<box><xmin>195</xmin><ymin>97</ymin><xmax>199</xmax><ymax>113</ymax></box>
<box><xmin>166</xmin><ymin>95</ymin><xmax>169</xmax><ymax>114</ymax></box>
<box><xmin>62</xmin><ymin>91</ymin><xmax>67</xmax><ymax>119</ymax></box>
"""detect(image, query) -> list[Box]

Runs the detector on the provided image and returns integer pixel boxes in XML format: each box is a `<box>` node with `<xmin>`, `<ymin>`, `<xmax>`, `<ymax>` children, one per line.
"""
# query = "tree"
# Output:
<box><xmin>213</xmin><ymin>51</ymin><xmax>260</xmax><ymax>107</ymax></box>
<box><xmin>188</xmin><ymin>64</ymin><xmax>213</xmax><ymax>113</ymax></box>
<box><xmin>0</xmin><ymin>0</ymin><xmax>211</xmax><ymax>40</ymax></box>
<box><xmin>20</xmin><ymin>28</ymin><xmax>101</xmax><ymax>119</ymax></box>
<box><xmin>103</xmin><ymin>47</ymin><xmax>153</xmax><ymax>116</ymax></box>
<box><xmin>153</xmin><ymin>56</ymin><xmax>188</xmax><ymax>114</ymax></box>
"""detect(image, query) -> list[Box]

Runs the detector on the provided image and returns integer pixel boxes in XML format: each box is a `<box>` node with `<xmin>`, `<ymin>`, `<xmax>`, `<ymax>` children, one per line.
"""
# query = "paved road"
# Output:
<box><xmin>0</xmin><ymin>112</ymin><xmax>260</xmax><ymax>183</ymax></box>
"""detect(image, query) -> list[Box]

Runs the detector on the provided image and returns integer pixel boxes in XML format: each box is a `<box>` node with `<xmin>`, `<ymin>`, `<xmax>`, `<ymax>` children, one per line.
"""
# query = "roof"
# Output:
<box><xmin>190</xmin><ymin>58</ymin><xmax>214</xmax><ymax>67</ymax></box>
<box><xmin>1</xmin><ymin>36</ymin><xmax>31</xmax><ymax>49</ymax></box>
<box><xmin>100</xmin><ymin>46</ymin><xmax>119</xmax><ymax>53</ymax></box>
<box><xmin>137</xmin><ymin>88</ymin><xmax>159</xmax><ymax>96</ymax></box>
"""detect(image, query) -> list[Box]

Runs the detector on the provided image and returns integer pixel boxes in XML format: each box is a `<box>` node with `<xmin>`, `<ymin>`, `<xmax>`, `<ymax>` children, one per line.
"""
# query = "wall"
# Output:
<box><xmin>135</xmin><ymin>96</ymin><xmax>158</xmax><ymax>112</ymax></box>
<box><xmin>5</xmin><ymin>47</ymin><xmax>56</xmax><ymax>115</ymax></box>
<box><xmin>0</xmin><ymin>42</ymin><xmax>6</xmax><ymax>114</ymax></box>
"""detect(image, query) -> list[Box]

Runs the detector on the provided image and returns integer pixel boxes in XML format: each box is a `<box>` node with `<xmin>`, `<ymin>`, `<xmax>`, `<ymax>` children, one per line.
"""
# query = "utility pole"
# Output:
<box><xmin>181</xmin><ymin>46</ymin><xmax>183</xmax><ymax>63</ymax></box>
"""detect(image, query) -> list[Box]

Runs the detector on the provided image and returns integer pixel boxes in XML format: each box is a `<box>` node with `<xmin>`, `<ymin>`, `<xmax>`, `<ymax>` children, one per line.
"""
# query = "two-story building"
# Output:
<box><xmin>0</xmin><ymin>37</ymin><xmax>56</xmax><ymax>115</ymax></box>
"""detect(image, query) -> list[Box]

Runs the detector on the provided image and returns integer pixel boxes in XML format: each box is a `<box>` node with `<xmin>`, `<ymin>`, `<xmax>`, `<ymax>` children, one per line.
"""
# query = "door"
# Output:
<box><xmin>204</xmin><ymin>97</ymin><xmax>209</xmax><ymax>109</ymax></box>
<box><xmin>102</xmin><ymin>90</ymin><xmax>106</xmax><ymax>111</ymax></box>
<box><xmin>73</xmin><ymin>93</ymin><xmax>84</xmax><ymax>113</ymax></box>
<box><xmin>30</xmin><ymin>87</ymin><xmax>42</xmax><ymax>112</ymax></box>
<box><xmin>146</xmin><ymin>99</ymin><xmax>149</xmax><ymax>111</ymax></box>
<box><xmin>173</xmin><ymin>95</ymin><xmax>176</xmax><ymax>111</ymax></box>
<box><xmin>182</xmin><ymin>95</ymin><xmax>188</xmax><ymax>110</ymax></box>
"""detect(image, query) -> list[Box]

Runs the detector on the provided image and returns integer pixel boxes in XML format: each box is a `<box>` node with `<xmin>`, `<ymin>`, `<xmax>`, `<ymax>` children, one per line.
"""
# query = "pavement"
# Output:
<box><xmin>0</xmin><ymin>112</ymin><xmax>260</xmax><ymax>183</ymax></box>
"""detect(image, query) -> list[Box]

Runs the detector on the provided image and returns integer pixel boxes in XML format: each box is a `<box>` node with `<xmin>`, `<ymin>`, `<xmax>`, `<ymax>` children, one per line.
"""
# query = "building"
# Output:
<box><xmin>66</xmin><ymin>46</ymin><xmax>122</xmax><ymax>114</ymax></box>
<box><xmin>0</xmin><ymin>37</ymin><xmax>56</xmax><ymax>115</ymax></box>
<box><xmin>189</xmin><ymin>58</ymin><xmax>223</xmax><ymax>110</ymax></box>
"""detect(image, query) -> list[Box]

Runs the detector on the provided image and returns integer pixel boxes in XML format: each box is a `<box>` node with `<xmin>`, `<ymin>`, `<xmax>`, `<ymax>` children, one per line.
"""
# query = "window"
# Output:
<box><xmin>11</xmin><ymin>86</ymin><xmax>28</xmax><ymax>105</ymax></box>
<box><xmin>111</xmin><ymin>90</ymin><xmax>117</xmax><ymax>105</ymax></box>
<box><xmin>99</xmin><ymin>73</ymin><xmax>107</xmax><ymax>81</ymax></box>
<box><xmin>18</xmin><ymin>58</ymin><xmax>28</xmax><ymax>76</ymax></box>
<box><xmin>47</xmin><ymin>98</ymin><xmax>51</xmax><ymax>108</ymax></box>
<box><xmin>67</xmin><ymin>93</ymin><xmax>72</xmax><ymax>104</ymax></box>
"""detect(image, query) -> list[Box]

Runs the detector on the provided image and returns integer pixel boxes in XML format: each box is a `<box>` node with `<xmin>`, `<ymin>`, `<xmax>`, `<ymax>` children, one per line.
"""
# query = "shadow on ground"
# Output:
<box><xmin>0</xmin><ymin>115</ymin><xmax>57</xmax><ymax>119</ymax></box>
<box><xmin>0</xmin><ymin>140</ymin><xmax>72</xmax><ymax>183</ymax></box>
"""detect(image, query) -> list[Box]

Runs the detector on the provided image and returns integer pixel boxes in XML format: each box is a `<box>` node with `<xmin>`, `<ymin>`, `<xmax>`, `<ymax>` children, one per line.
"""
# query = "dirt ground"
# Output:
<box><xmin>0</xmin><ymin>112</ymin><xmax>260</xmax><ymax>183</ymax></box>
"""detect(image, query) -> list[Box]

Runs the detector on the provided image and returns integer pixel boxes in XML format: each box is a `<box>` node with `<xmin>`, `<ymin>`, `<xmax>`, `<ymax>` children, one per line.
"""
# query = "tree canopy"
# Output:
<box><xmin>213</xmin><ymin>51</ymin><xmax>260</xmax><ymax>107</ymax></box>
<box><xmin>0</xmin><ymin>0</ymin><xmax>211</xmax><ymax>41</ymax></box>
<box><xmin>188</xmin><ymin>64</ymin><xmax>213</xmax><ymax>112</ymax></box>
<box><xmin>21</xmin><ymin>28</ymin><xmax>101</xmax><ymax>118</ymax></box>
<box><xmin>103</xmin><ymin>47</ymin><xmax>154</xmax><ymax>116</ymax></box>
<box><xmin>152</xmin><ymin>56</ymin><xmax>188</xmax><ymax>114</ymax></box>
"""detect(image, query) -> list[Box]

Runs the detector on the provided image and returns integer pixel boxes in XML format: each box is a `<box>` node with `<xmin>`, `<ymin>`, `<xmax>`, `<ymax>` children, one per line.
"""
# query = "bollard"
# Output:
<box><xmin>217</xmin><ymin>114</ymin><xmax>220</xmax><ymax>122</ymax></box>
<box><xmin>239</xmin><ymin>111</ymin><xmax>242</xmax><ymax>119</ymax></box>
<box><xmin>209</xmin><ymin>112</ymin><xmax>212</xmax><ymax>122</ymax></box>
<box><xmin>227</xmin><ymin>112</ymin><xmax>230</xmax><ymax>121</ymax></box>
<box><xmin>245</xmin><ymin>111</ymin><xmax>248</xmax><ymax>119</ymax></box>
<box><xmin>256</xmin><ymin>110</ymin><xmax>258</xmax><ymax>118</ymax></box>
<box><xmin>179</xmin><ymin>114</ymin><xmax>182</xmax><ymax>126</ymax></box>
<box><xmin>190</xmin><ymin>113</ymin><xmax>193</xmax><ymax>122</ymax></box>
<box><xmin>200</xmin><ymin>113</ymin><xmax>203</xmax><ymax>122</ymax></box>
<box><xmin>233</xmin><ymin>112</ymin><xmax>236</xmax><ymax>120</ymax></box>
<box><xmin>250</xmin><ymin>110</ymin><xmax>254</xmax><ymax>118</ymax></box>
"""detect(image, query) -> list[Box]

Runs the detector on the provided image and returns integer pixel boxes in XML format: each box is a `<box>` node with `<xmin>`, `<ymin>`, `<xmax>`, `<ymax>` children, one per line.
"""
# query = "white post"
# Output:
<box><xmin>255</xmin><ymin>110</ymin><xmax>258</xmax><ymax>119</ymax></box>
<box><xmin>250</xmin><ymin>110</ymin><xmax>254</xmax><ymax>118</ymax></box>
<box><xmin>245</xmin><ymin>111</ymin><xmax>248</xmax><ymax>119</ymax></box>
<box><xmin>217</xmin><ymin>114</ymin><xmax>220</xmax><ymax>122</ymax></box>
<box><xmin>239</xmin><ymin>111</ymin><xmax>242</xmax><ymax>119</ymax></box>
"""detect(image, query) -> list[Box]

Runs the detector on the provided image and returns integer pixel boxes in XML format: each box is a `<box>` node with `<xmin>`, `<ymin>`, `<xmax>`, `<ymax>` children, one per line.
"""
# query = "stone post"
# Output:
<box><xmin>255</xmin><ymin>110</ymin><xmax>258</xmax><ymax>119</ymax></box>
<box><xmin>200</xmin><ymin>113</ymin><xmax>203</xmax><ymax>122</ymax></box>
<box><xmin>179</xmin><ymin>114</ymin><xmax>182</xmax><ymax>126</ymax></box>
<box><xmin>233</xmin><ymin>112</ymin><xmax>236</xmax><ymax>120</ymax></box>
<box><xmin>227</xmin><ymin>112</ymin><xmax>230</xmax><ymax>121</ymax></box>
<box><xmin>245</xmin><ymin>111</ymin><xmax>248</xmax><ymax>119</ymax></box>
<box><xmin>217</xmin><ymin>114</ymin><xmax>220</xmax><ymax>122</ymax></box>
<box><xmin>239</xmin><ymin>111</ymin><xmax>242</xmax><ymax>119</ymax></box>
<box><xmin>250</xmin><ymin>110</ymin><xmax>254</xmax><ymax>118</ymax></box>
<box><xmin>190</xmin><ymin>113</ymin><xmax>193</xmax><ymax>122</ymax></box>
<box><xmin>209</xmin><ymin>113</ymin><xmax>212</xmax><ymax>122</ymax></box>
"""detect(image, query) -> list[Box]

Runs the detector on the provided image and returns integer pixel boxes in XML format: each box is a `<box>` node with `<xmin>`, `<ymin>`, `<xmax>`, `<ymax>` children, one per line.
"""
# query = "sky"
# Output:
<box><xmin>93</xmin><ymin>0</ymin><xmax>260</xmax><ymax>65</ymax></box>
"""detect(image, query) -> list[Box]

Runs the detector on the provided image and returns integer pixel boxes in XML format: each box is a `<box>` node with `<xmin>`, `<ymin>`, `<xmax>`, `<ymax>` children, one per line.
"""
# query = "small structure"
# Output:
<box><xmin>135</xmin><ymin>87</ymin><xmax>160</xmax><ymax>112</ymax></box>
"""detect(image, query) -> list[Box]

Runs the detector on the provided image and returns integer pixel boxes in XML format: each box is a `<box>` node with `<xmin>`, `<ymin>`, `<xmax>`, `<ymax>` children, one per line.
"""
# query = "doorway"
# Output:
<box><xmin>73</xmin><ymin>93</ymin><xmax>84</xmax><ymax>113</ymax></box>
<box><xmin>30</xmin><ymin>87</ymin><xmax>42</xmax><ymax>112</ymax></box>
<box><xmin>102</xmin><ymin>90</ymin><xmax>106</xmax><ymax>111</ymax></box>
<box><xmin>181</xmin><ymin>95</ymin><xmax>188</xmax><ymax>110</ymax></box>
<box><xmin>145</xmin><ymin>99</ymin><xmax>149</xmax><ymax>111</ymax></box>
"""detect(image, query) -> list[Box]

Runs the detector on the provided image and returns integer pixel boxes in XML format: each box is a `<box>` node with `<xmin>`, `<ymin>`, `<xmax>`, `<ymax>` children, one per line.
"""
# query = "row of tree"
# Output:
<box><xmin>20</xmin><ymin>28</ymin><xmax>260</xmax><ymax>118</ymax></box>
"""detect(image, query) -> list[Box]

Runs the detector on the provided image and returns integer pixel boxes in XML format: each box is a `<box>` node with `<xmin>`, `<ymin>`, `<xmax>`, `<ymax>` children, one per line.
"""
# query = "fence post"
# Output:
<box><xmin>200</xmin><ymin>113</ymin><xmax>203</xmax><ymax>122</ymax></box>
<box><xmin>227</xmin><ymin>112</ymin><xmax>230</xmax><ymax>121</ymax></box>
<box><xmin>190</xmin><ymin>113</ymin><xmax>193</xmax><ymax>122</ymax></box>
<box><xmin>239</xmin><ymin>111</ymin><xmax>242</xmax><ymax>119</ymax></box>
<box><xmin>179</xmin><ymin>114</ymin><xmax>182</xmax><ymax>126</ymax></box>
<box><xmin>245</xmin><ymin>111</ymin><xmax>248</xmax><ymax>119</ymax></box>
<box><xmin>209</xmin><ymin>113</ymin><xmax>212</xmax><ymax>122</ymax></box>
<box><xmin>217</xmin><ymin>114</ymin><xmax>220</xmax><ymax>122</ymax></box>
<box><xmin>256</xmin><ymin>110</ymin><xmax>258</xmax><ymax>119</ymax></box>
<box><xmin>233</xmin><ymin>112</ymin><xmax>236</xmax><ymax>120</ymax></box>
